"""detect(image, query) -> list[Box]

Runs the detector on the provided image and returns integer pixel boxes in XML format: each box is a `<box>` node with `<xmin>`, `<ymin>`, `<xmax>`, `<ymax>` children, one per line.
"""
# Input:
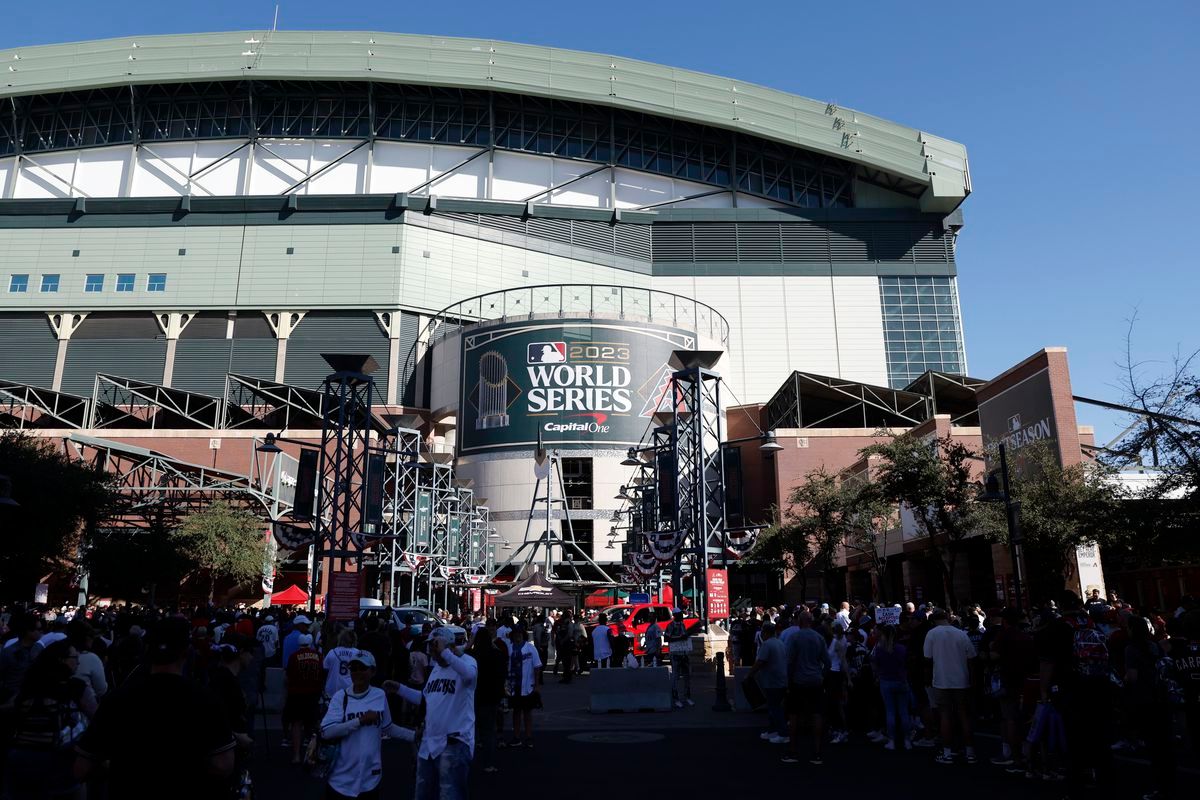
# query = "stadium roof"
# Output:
<box><xmin>0</xmin><ymin>31</ymin><xmax>970</xmax><ymax>212</ymax></box>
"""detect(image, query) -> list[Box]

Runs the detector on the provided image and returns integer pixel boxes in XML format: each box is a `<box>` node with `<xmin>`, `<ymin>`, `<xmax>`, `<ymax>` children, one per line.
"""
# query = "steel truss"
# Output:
<box><xmin>766</xmin><ymin>371</ymin><xmax>931</xmax><ymax>431</ymax></box>
<box><xmin>223</xmin><ymin>373</ymin><xmax>326</xmax><ymax>431</ymax></box>
<box><xmin>89</xmin><ymin>374</ymin><xmax>227</xmax><ymax>430</ymax></box>
<box><xmin>0</xmin><ymin>381</ymin><xmax>90</xmax><ymax>429</ymax></box>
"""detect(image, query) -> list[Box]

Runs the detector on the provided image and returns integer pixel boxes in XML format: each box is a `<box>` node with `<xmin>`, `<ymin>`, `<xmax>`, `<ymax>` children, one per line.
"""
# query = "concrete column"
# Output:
<box><xmin>153</xmin><ymin>312</ymin><xmax>196</xmax><ymax>387</ymax></box>
<box><xmin>265</xmin><ymin>311</ymin><xmax>306</xmax><ymax>383</ymax></box>
<box><xmin>46</xmin><ymin>312</ymin><xmax>88</xmax><ymax>392</ymax></box>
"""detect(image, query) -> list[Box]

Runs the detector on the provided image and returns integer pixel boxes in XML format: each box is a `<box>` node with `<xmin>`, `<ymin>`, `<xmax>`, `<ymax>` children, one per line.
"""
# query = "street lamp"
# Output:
<box><xmin>979</xmin><ymin>442</ymin><xmax>1026</xmax><ymax>614</ymax></box>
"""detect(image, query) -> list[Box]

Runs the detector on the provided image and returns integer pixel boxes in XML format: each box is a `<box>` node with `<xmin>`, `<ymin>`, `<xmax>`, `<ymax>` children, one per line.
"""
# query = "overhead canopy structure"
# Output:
<box><xmin>270</xmin><ymin>584</ymin><xmax>309</xmax><ymax>606</ymax></box>
<box><xmin>492</xmin><ymin>570</ymin><xmax>575</xmax><ymax>608</ymax></box>
<box><xmin>766</xmin><ymin>371</ymin><xmax>931</xmax><ymax>430</ymax></box>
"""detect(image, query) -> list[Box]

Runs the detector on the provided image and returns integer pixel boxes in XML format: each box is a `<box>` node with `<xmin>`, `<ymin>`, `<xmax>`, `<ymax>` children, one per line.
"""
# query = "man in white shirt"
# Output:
<box><xmin>322</xmin><ymin>629</ymin><xmax>360</xmax><ymax>700</ymax></box>
<box><xmin>834</xmin><ymin>602</ymin><xmax>852</xmax><ymax>631</ymax></box>
<box><xmin>922</xmin><ymin>608</ymin><xmax>978</xmax><ymax>764</ymax></box>
<box><xmin>393</xmin><ymin>626</ymin><xmax>476</xmax><ymax>800</ymax></box>
<box><xmin>256</xmin><ymin>616</ymin><xmax>279</xmax><ymax>664</ymax></box>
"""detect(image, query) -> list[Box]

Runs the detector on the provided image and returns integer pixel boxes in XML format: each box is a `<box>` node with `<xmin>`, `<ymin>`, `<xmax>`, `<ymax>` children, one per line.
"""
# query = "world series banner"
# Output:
<box><xmin>459</xmin><ymin>318</ymin><xmax>699</xmax><ymax>454</ymax></box>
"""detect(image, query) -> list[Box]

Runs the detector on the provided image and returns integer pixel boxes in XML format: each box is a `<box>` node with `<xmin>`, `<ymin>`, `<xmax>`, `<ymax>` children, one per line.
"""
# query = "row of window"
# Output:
<box><xmin>8</xmin><ymin>273</ymin><xmax>168</xmax><ymax>294</ymax></box>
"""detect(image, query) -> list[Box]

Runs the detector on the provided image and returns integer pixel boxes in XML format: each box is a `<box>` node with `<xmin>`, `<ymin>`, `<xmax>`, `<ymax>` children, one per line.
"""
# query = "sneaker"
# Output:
<box><xmin>883</xmin><ymin>741</ymin><xmax>896</xmax><ymax>751</ymax></box>
<box><xmin>483</xmin><ymin>766</ymin><xmax>499</xmax><ymax>774</ymax></box>
<box><xmin>965</xmin><ymin>752</ymin><xmax>978</xmax><ymax>764</ymax></box>
<box><xmin>911</xmin><ymin>737</ymin><xmax>936</xmax><ymax>748</ymax></box>
<box><xmin>868</xmin><ymin>731</ymin><xmax>888</xmax><ymax>743</ymax></box>
<box><xmin>934</xmin><ymin>753</ymin><xmax>955</xmax><ymax>765</ymax></box>
<box><xmin>809</xmin><ymin>755</ymin><xmax>824</xmax><ymax>766</ymax></box>
<box><xmin>685</xmin><ymin>698</ymin><xmax>695</xmax><ymax>707</ymax></box>
<box><xmin>1041</xmin><ymin>770</ymin><xmax>1064</xmax><ymax>782</ymax></box>
<box><xmin>831</xmin><ymin>731</ymin><xmax>849</xmax><ymax>744</ymax></box>
<box><xmin>523</xmin><ymin>739</ymin><xmax>533</xmax><ymax>749</ymax></box>
<box><xmin>497</xmin><ymin>740</ymin><xmax>508</xmax><ymax>749</ymax></box>
<box><xmin>769</xmin><ymin>735</ymin><xmax>791</xmax><ymax>745</ymax></box>
<box><xmin>1005</xmin><ymin>764</ymin><xmax>1027</xmax><ymax>775</ymax></box>
<box><xmin>990</xmin><ymin>756</ymin><xmax>1015</xmax><ymax>766</ymax></box>
<box><xmin>760</xmin><ymin>731</ymin><xmax>775</xmax><ymax>741</ymax></box>
<box><xmin>673</xmin><ymin>700</ymin><xmax>684</xmax><ymax>709</ymax></box>
<box><xmin>781</xmin><ymin>755</ymin><xmax>801</xmax><ymax>764</ymax></box>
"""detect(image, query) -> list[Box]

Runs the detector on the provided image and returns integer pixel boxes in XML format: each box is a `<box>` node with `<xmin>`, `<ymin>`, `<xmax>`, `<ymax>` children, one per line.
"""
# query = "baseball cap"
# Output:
<box><xmin>348</xmin><ymin>650</ymin><xmax>376</xmax><ymax>669</ymax></box>
<box><xmin>293</xmin><ymin>614</ymin><xmax>311</xmax><ymax>626</ymax></box>
<box><xmin>264</xmin><ymin>615</ymin><xmax>275</xmax><ymax>623</ymax></box>
<box><xmin>297</xmin><ymin>634</ymin><xmax>314</xmax><ymax>647</ymax></box>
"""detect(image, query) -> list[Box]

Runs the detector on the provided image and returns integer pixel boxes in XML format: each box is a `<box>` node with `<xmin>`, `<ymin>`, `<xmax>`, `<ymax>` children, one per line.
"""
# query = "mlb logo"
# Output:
<box><xmin>527</xmin><ymin>342</ymin><xmax>566</xmax><ymax>364</ymax></box>
<box><xmin>1008</xmin><ymin>414</ymin><xmax>1022</xmax><ymax>432</ymax></box>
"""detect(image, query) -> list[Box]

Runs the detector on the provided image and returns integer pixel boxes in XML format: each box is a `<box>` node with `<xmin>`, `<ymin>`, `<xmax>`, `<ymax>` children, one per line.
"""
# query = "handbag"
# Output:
<box><xmin>308</xmin><ymin>693</ymin><xmax>348</xmax><ymax>781</ymax></box>
<box><xmin>741</xmin><ymin>674</ymin><xmax>766</xmax><ymax>709</ymax></box>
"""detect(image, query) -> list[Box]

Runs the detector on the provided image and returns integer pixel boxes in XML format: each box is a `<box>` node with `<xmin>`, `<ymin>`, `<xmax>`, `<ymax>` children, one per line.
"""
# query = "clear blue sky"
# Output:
<box><xmin>5</xmin><ymin>1</ymin><xmax>1197</xmax><ymax>441</ymax></box>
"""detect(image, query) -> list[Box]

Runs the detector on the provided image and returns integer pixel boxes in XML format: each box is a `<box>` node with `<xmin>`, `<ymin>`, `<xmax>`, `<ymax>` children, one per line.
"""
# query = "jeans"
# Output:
<box><xmin>878</xmin><ymin>680</ymin><xmax>911</xmax><ymax>744</ymax></box>
<box><xmin>414</xmin><ymin>739</ymin><xmax>471</xmax><ymax>800</ymax></box>
<box><xmin>670</xmin><ymin>655</ymin><xmax>691</xmax><ymax>700</ymax></box>
<box><xmin>763</xmin><ymin>687</ymin><xmax>787</xmax><ymax>736</ymax></box>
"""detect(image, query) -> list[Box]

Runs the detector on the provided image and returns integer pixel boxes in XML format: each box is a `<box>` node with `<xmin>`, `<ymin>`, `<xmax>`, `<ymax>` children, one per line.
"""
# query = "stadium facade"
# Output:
<box><xmin>0</xmin><ymin>32</ymin><xmax>973</xmax><ymax>594</ymax></box>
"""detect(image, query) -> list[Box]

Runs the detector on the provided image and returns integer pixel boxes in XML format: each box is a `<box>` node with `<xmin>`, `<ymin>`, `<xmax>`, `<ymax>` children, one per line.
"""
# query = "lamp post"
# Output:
<box><xmin>981</xmin><ymin>442</ymin><xmax>1026</xmax><ymax>614</ymax></box>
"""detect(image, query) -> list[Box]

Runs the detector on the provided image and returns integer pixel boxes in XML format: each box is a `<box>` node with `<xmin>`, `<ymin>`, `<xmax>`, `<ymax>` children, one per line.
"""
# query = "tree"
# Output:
<box><xmin>170</xmin><ymin>501</ymin><xmax>265</xmax><ymax>604</ymax></box>
<box><xmin>977</xmin><ymin>442</ymin><xmax>1128</xmax><ymax>601</ymax></box>
<box><xmin>860</xmin><ymin>432</ymin><xmax>984</xmax><ymax>608</ymax></box>
<box><xmin>839</xmin><ymin>477</ymin><xmax>900</xmax><ymax>603</ymax></box>
<box><xmin>0</xmin><ymin>432</ymin><xmax>117</xmax><ymax>601</ymax></box>
<box><xmin>746</xmin><ymin>467</ymin><xmax>851</xmax><ymax>601</ymax></box>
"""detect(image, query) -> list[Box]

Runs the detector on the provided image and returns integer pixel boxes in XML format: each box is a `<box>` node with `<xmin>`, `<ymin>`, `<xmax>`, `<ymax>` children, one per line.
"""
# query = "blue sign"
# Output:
<box><xmin>629</xmin><ymin>592</ymin><xmax>650</xmax><ymax>605</ymax></box>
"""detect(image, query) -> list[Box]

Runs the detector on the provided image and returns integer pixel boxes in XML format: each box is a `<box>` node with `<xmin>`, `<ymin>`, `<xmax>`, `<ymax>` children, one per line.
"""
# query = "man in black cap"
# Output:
<box><xmin>74</xmin><ymin>617</ymin><xmax>235</xmax><ymax>799</ymax></box>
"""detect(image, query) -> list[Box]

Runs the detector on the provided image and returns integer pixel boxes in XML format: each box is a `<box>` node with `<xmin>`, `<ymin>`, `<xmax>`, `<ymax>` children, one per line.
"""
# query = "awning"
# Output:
<box><xmin>493</xmin><ymin>570</ymin><xmax>575</xmax><ymax>608</ymax></box>
<box><xmin>270</xmin><ymin>584</ymin><xmax>309</xmax><ymax>606</ymax></box>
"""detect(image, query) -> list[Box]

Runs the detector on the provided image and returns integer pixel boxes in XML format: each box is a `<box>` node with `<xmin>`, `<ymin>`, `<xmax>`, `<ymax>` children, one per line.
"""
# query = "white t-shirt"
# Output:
<box><xmin>322</xmin><ymin>647</ymin><xmax>359</xmax><ymax>698</ymax></box>
<box><xmin>922</xmin><ymin>623</ymin><xmax>977</xmax><ymax>689</ymax></box>
<box><xmin>592</xmin><ymin>625</ymin><xmax>613</xmax><ymax>659</ymax></box>
<box><xmin>506</xmin><ymin>641</ymin><xmax>542</xmax><ymax>696</ymax></box>
<box><xmin>256</xmin><ymin>624</ymin><xmax>279</xmax><ymax>658</ymax></box>
<box><xmin>320</xmin><ymin>686</ymin><xmax>413</xmax><ymax>797</ymax></box>
<box><xmin>399</xmin><ymin>650</ymin><xmax>478</xmax><ymax>760</ymax></box>
<box><xmin>828</xmin><ymin>637</ymin><xmax>847</xmax><ymax>673</ymax></box>
<box><xmin>834</xmin><ymin>610</ymin><xmax>851</xmax><ymax>631</ymax></box>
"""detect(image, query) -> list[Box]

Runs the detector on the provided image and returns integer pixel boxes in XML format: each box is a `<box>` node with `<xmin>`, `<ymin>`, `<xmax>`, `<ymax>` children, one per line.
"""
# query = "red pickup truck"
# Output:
<box><xmin>590</xmin><ymin>603</ymin><xmax>702</xmax><ymax>658</ymax></box>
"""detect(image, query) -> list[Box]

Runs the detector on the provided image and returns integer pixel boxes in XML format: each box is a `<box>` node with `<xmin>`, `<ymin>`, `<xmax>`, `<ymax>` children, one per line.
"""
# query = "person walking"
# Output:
<box><xmin>748</xmin><ymin>621</ymin><xmax>789</xmax><ymax>744</ymax></box>
<box><xmin>504</xmin><ymin>626</ymin><xmax>542</xmax><ymax>748</ymax></box>
<box><xmin>320</xmin><ymin>650</ymin><xmax>414</xmax><ymax>800</ymax></box>
<box><xmin>1124</xmin><ymin>616</ymin><xmax>1175</xmax><ymax>800</ymax></box>
<box><xmin>469</xmin><ymin>627</ymin><xmax>505</xmax><ymax>773</ymax></box>
<box><xmin>643</xmin><ymin>615</ymin><xmax>663</xmax><ymax>667</ymax></box>
<box><xmin>591</xmin><ymin>613</ymin><xmax>613</xmax><ymax>669</ymax></box>
<box><xmin>284</xmin><ymin>633</ymin><xmax>323</xmax><ymax>765</ymax></box>
<box><xmin>665</xmin><ymin>609</ymin><xmax>693</xmax><ymax>708</ymax></box>
<box><xmin>923</xmin><ymin>608</ymin><xmax>978</xmax><ymax>764</ymax></box>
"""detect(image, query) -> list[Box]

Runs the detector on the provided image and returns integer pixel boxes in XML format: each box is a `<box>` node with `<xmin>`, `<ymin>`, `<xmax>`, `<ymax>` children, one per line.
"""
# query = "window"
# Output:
<box><xmin>878</xmin><ymin>276</ymin><xmax>966</xmax><ymax>387</ymax></box>
<box><xmin>40</xmin><ymin>274</ymin><xmax>60</xmax><ymax>293</ymax></box>
<box><xmin>147</xmin><ymin>273</ymin><xmax>167</xmax><ymax>292</ymax></box>
<box><xmin>8</xmin><ymin>274</ymin><xmax>28</xmax><ymax>293</ymax></box>
<box><xmin>115</xmin><ymin>274</ymin><xmax>135</xmax><ymax>292</ymax></box>
<box><xmin>561</xmin><ymin>457</ymin><xmax>593</xmax><ymax>510</ymax></box>
<box><xmin>84</xmin><ymin>274</ymin><xmax>104</xmax><ymax>293</ymax></box>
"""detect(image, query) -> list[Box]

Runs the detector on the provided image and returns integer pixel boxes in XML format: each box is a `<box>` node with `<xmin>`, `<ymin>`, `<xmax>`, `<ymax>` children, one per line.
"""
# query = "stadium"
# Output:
<box><xmin>0</xmin><ymin>31</ymin><xmax>974</xmax><ymax>604</ymax></box>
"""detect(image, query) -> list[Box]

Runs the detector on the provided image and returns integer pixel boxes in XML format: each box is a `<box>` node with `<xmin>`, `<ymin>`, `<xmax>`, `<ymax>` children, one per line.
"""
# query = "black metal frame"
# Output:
<box><xmin>766</xmin><ymin>371</ymin><xmax>931</xmax><ymax>431</ymax></box>
<box><xmin>0</xmin><ymin>381</ymin><xmax>90</xmax><ymax>429</ymax></box>
<box><xmin>0</xmin><ymin>80</ymin><xmax>889</xmax><ymax>208</ymax></box>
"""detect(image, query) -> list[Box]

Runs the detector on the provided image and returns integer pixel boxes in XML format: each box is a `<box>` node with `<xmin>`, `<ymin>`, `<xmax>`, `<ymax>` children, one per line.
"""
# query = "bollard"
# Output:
<box><xmin>712</xmin><ymin>651</ymin><xmax>732</xmax><ymax>712</ymax></box>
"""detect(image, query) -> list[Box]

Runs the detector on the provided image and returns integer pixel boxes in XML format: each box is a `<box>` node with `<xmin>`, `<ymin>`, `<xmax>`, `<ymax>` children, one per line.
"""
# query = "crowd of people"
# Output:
<box><xmin>0</xmin><ymin>588</ymin><xmax>1195</xmax><ymax>799</ymax></box>
<box><xmin>734</xmin><ymin>590</ymin><xmax>1200</xmax><ymax>800</ymax></box>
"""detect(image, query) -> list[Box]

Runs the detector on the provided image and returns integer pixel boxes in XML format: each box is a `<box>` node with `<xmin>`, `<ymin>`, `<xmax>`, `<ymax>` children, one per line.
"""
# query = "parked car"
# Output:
<box><xmin>588</xmin><ymin>603</ymin><xmax>702</xmax><ymax>657</ymax></box>
<box><xmin>359</xmin><ymin>598</ymin><xmax>441</xmax><ymax>631</ymax></box>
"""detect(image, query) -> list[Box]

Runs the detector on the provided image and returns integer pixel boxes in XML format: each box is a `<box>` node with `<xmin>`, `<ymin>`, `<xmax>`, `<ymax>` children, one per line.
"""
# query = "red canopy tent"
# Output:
<box><xmin>270</xmin><ymin>584</ymin><xmax>309</xmax><ymax>606</ymax></box>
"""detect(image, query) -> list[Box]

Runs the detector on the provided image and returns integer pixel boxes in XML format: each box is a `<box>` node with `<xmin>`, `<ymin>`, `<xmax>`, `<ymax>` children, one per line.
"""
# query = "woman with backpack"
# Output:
<box><xmin>1124</xmin><ymin>616</ymin><xmax>1175</xmax><ymax>800</ymax></box>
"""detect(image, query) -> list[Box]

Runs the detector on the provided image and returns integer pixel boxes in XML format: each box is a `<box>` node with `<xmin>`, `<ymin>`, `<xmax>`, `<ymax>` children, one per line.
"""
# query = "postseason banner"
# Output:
<box><xmin>459</xmin><ymin>318</ymin><xmax>698</xmax><ymax>454</ymax></box>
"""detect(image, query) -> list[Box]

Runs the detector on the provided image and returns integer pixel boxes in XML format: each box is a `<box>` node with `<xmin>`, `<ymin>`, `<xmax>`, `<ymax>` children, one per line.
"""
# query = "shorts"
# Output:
<box><xmin>930</xmin><ymin>687</ymin><xmax>970</xmax><ymax>712</ymax></box>
<box><xmin>786</xmin><ymin>683</ymin><xmax>825</xmax><ymax>716</ymax></box>
<box><xmin>283</xmin><ymin>693</ymin><xmax>319</xmax><ymax>728</ymax></box>
<box><xmin>998</xmin><ymin>688</ymin><xmax>1022</xmax><ymax>722</ymax></box>
<box><xmin>509</xmin><ymin>692</ymin><xmax>540</xmax><ymax>711</ymax></box>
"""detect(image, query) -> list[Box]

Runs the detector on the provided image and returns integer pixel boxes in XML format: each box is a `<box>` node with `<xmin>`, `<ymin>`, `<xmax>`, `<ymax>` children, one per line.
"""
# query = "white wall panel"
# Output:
<box><xmin>612</xmin><ymin>168</ymin><xmax>674</xmax><ymax>208</ymax></box>
<box><xmin>426</xmin><ymin>145</ymin><xmax>487</xmax><ymax>198</ymax></box>
<box><xmin>491</xmin><ymin>151</ymin><xmax>550</xmax><ymax>201</ymax></box>
<box><xmin>306</xmin><ymin>141</ymin><xmax>366</xmax><ymax>195</ymax></box>
<box><xmin>783</xmin><ymin>275</ymin><xmax>841</xmax><ymax>378</ymax></box>
<box><xmin>133</xmin><ymin>142</ymin><xmax>193</xmax><ymax>196</ymax></box>
<box><xmin>546</xmin><ymin>160</ymin><xmax>609</xmax><ymax>208</ymax></box>
<box><xmin>13</xmin><ymin>151</ymin><xmax>75</xmax><ymax>198</ymax></box>
<box><xmin>831</xmin><ymin>276</ymin><xmax>888</xmax><ymax>386</ymax></box>
<box><xmin>73</xmin><ymin>147</ymin><xmax>128</xmax><ymax>197</ymax></box>
<box><xmin>192</xmin><ymin>141</ymin><xmax>249</xmax><ymax>196</ymax></box>
<box><xmin>249</xmin><ymin>140</ymin><xmax>310</xmax><ymax>195</ymax></box>
<box><xmin>368</xmin><ymin>142</ymin><xmax>431</xmax><ymax>194</ymax></box>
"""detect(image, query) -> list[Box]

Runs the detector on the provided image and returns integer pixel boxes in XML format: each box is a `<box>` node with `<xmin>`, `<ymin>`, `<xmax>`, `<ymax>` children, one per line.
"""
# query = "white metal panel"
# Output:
<box><xmin>491</xmin><ymin>151</ymin><xmax>550</xmax><ymax>201</ymax></box>
<box><xmin>13</xmin><ymin>151</ymin><xmax>75</xmax><ymax>198</ymax></box>
<box><xmin>368</xmin><ymin>141</ymin><xmax>431</xmax><ymax>194</ymax></box>
<box><xmin>831</xmin><ymin>276</ymin><xmax>888</xmax><ymax>386</ymax></box>
<box><xmin>71</xmin><ymin>146</ymin><xmax>127</xmax><ymax>197</ymax></box>
<box><xmin>133</xmin><ymin>142</ymin><xmax>192</xmax><ymax>196</ymax></box>
<box><xmin>724</xmin><ymin>276</ymin><xmax>789</xmax><ymax>403</ymax></box>
<box><xmin>249</xmin><ymin>139</ymin><xmax>310</xmax><ymax>195</ymax></box>
<box><xmin>668</xmin><ymin>192</ymin><xmax>730</xmax><ymax>209</ymax></box>
<box><xmin>191</xmin><ymin>141</ymin><xmax>249</xmax><ymax>196</ymax></box>
<box><xmin>0</xmin><ymin>158</ymin><xmax>12</xmax><ymax>197</ymax></box>
<box><xmin>546</xmin><ymin>159</ymin><xmax>608</xmax><ymax>208</ymax></box>
<box><xmin>783</xmin><ymin>275</ymin><xmax>841</xmax><ymax>378</ymax></box>
<box><xmin>612</xmin><ymin>168</ymin><xmax>674</xmax><ymax>209</ymax></box>
<box><xmin>306</xmin><ymin>140</ymin><xmax>367</xmax><ymax>195</ymax></box>
<box><xmin>426</xmin><ymin>144</ymin><xmax>487</xmax><ymax>198</ymax></box>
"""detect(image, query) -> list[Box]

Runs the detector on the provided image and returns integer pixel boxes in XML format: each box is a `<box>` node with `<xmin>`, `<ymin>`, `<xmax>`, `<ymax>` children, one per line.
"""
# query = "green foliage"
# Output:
<box><xmin>860</xmin><ymin>431</ymin><xmax>985</xmax><ymax>607</ymax></box>
<box><xmin>0</xmin><ymin>432</ymin><xmax>117</xmax><ymax>600</ymax></box>
<box><xmin>170</xmin><ymin>501</ymin><xmax>266</xmax><ymax>603</ymax></box>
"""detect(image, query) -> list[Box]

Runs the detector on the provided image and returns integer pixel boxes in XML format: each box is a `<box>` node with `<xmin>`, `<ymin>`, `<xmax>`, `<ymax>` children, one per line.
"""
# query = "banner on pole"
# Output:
<box><xmin>706</xmin><ymin>568</ymin><xmax>730</xmax><ymax>620</ymax></box>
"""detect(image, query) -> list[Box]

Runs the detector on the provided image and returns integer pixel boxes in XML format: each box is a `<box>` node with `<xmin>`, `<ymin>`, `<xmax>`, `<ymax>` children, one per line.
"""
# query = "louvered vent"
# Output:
<box><xmin>780</xmin><ymin>223</ymin><xmax>828</xmax><ymax>262</ymax></box>
<box><xmin>692</xmin><ymin>223</ymin><xmax>738</xmax><ymax>261</ymax></box>
<box><xmin>826</xmin><ymin>223</ymin><xmax>871</xmax><ymax>261</ymax></box>
<box><xmin>526</xmin><ymin>217</ymin><xmax>572</xmax><ymax>243</ymax></box>
<box><xmin>476</xmin><ymin>214</ymin><xmax>527</xmax><ymax>235</ymax></box>
<box><xmin>736</xmin><ymin>223</ymin><xmax>782</xmax><ymax>262</ymax></box>
<box><xmin>614</xmin><ymin>225</ymin><xmax>652</xmax><ymax>261</ymax></box>
<box><xmin>652</xmin><ymin>225</ymin><xmax>695</xmax><ymax>262</ymax></box>
<box><xmin>571</xmin><ymin>220</ymin><xmax>614</xmax><ymax>252</ymax></box>
<box><xmin>911</xmin><ymin>229</ymin><xmax>950</xmax><ymax>263</ymax></box>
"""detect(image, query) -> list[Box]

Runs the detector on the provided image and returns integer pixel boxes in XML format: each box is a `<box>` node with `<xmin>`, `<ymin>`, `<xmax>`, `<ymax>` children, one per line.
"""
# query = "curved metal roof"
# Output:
<box><xmin>0</xmin><ymin>31</ymin><xmax>969</xmax><ymax>211</ymax></box>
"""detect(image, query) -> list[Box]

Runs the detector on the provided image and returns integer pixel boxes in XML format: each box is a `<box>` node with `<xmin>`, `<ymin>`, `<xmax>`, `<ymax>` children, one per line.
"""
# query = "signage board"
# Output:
<box><xmin>874</xmin><ymin>606</ymin><xmax>901</xmax><ymax>626</ymax></box>
<box><xmin>326</xmin><ymin>571</ymin><xmax>362</xmax><ymax>622</ymax></box>
<box><xmin>459</xmin><ymin>319</ymin><xmax>698</xmax><ymax>454</ymax></box>
<box><xmin>706</xmin><ymin>568</ymin><xmax>730</xmax><ymax>620</ymax></box>
<box><xmin>629</xmin><ymin>592</ymin><xmax>650</xmax><ymax>605</ymax></box>
<box><xmin>978</xmin><ymin>367</ymin><xmax>1059</xmax><ymax>474</ymax></box>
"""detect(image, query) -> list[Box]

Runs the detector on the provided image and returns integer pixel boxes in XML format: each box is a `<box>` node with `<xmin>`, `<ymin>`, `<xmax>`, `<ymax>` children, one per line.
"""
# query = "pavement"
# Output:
<box><xmin>250</xmin><ymin>664</ymin><xmax>1186</xmax><ymax>800</ymax></box>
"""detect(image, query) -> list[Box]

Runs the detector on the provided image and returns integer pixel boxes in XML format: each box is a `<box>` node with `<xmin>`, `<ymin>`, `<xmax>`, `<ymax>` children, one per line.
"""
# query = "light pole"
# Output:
<box><xmin>981</xmin><ymin>442</ymin><xmax>1026</xmax><ymax>614</ymax></box>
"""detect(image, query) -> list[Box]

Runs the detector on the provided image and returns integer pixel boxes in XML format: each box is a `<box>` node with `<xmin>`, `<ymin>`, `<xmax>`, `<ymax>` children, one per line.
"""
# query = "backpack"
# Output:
<box><xmin>1069</xmin><ymin>621</ymin><xmax>1110</xmax><ymax>681</ymax></box>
